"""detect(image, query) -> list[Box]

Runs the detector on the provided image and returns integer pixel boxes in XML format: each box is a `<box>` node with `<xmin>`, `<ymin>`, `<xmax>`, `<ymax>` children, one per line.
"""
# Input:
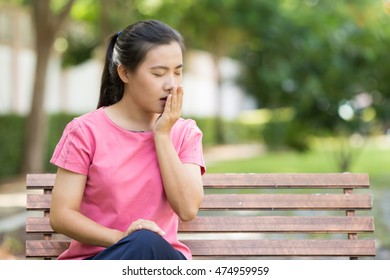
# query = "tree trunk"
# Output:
<box><xmin>23</xmin><ymin>39</ymin><xmax>52</xmax><ymax>173</ymax></box>
<box><xmin>23</xmin><ymin>0</ymin><xmax>74</xmax><ymax>173</ymax></box>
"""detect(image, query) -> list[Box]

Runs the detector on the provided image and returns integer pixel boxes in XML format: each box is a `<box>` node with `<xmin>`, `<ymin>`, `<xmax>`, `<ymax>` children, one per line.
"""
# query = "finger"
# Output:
<box><xmin>150</xmin><ymin>226</ymin><xmax>166</xmax><ymax>236</ymax></box>
<box><xmin>177</xmin><ymin>86</ymin><xmax>183</xmax><ymax>112</ymax></box>
<box><xmin>143</xmin><ymin>220</ymin><xmax>166</xmax><ymax>236</ymax></box>
<box><xmin>171</xmin><ymin>86</ymin><xmax>178</xmax><ymax>112</ymax></box>
<box><xmin>126</xmin><ymin>219</ymin><xmax>144</xmax><ymax>235</ymax></box>
<box><xmin>170</xmin><ymin>86</ymin><xmax>181</xmax><ymax>115</ymax></box>
<box><xmin>164</xmin><ymin>94</ymin><xmax>172</xmax><ymax>115</ymax></box>
<box><xmin>127</xmin><ymin>220</ymin><xmax>166</xmax><ymax>237</ymax></box>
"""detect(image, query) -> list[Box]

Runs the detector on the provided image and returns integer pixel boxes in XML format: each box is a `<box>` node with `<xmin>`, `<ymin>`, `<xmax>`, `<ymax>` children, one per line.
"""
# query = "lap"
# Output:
<box><xmin>89</xmin><ymin>230</ymin><xmax>186</xmax><ymax>260</ymax></box>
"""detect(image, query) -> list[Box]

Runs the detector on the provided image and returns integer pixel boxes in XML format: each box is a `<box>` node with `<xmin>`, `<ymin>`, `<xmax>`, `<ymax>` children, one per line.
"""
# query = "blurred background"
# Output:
<box><xmin>0</xmin><ymin>0</ymin><xmax>389</xmax><ymax>259</ymax></box>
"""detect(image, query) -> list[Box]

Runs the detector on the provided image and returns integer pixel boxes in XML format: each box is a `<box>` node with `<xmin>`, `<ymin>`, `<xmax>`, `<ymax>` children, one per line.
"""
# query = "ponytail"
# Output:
<box><xmin>97</xmin><ymin>33</ymin><xmax>124</xmax><ymax>108</ymax></box>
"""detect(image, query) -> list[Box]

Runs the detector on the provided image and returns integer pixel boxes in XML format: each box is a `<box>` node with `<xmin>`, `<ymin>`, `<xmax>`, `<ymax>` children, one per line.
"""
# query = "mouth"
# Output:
<box><xmin>160</xmin><ymin>97</ymin><xmax>168</xmax><ymax>102</ymax></box>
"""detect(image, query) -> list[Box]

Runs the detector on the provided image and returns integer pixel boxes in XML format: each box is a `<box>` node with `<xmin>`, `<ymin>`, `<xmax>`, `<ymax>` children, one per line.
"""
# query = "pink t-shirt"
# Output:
<box><xmin>50</xmin><ymin>107</ymin><xmax>206</xmax><ymax>260</ymax></box>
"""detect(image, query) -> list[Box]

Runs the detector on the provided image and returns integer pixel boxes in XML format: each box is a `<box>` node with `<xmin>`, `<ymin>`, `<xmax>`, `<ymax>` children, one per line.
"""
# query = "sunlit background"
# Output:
<box><xmin>1</xmin><ymin>0</ymin><xmax>390</xmax><ymax>259</ymax></box>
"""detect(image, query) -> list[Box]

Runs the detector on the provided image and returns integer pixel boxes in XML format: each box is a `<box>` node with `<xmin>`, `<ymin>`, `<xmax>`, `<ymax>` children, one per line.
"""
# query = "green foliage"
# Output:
<box><xmin>60</xmin><ymin>0</ymin><xmax>139</xmax><ymax>67</ymax></box>
<box><xmin>62</xmin><ymin>29</ymin><xmax>99</xmax><ymax>67</ymax></box>
<box><xmin>236</xmin><ymin>0</ymin><xmax>389</xmax><ymax>142</ymax></box>
<box><xmin>185</xmin><ymin>116</ymin><xmax>262</xmax><ymax>146</ymax></box>
<box><xmin>189</xmin><ymin>117</ymin><xmax>218</xmax><ymax>146</ymax></box>
<box><xmin>0</xmin><ymin>115</ymin><xmax>25</xmax><ymax>177</ymax></box>
<box><xmin>262</xmin><ymin>121</ymin><xmax>310</xmax><ymax>152</ymax></box>
<box><xmin>0</xmin><ymin>114</ymin><xmax>77</xmax><ymax>178</ymax></box>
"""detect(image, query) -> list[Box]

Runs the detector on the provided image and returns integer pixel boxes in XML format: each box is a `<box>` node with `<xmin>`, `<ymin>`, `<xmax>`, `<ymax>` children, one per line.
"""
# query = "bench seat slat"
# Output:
<box><xmin>26</xmin><ymin>216</ymin><xmax>374</xmax><ymax>234</ymax></box>
<box><xmin>26</xmin><ymin>194</ymin><xmax>52</xmax><ymax>210</ymax></box>
<box><xmin>26</xmin><ymin>239</ymin><xmax>376</xmax><ymax>258</ymax></box>
<box><xmin>27</xmin><ymin>193</ymin><xmax>373</xmax><ymax>211</ymax></box>
<box><xmin>201</xmin><ymin>194</ymin><xmax>372</xmax><ymax>210</ymax></box>
<box><xmin>180</xmin><ymin>216</ymin><xmax>374</xmax><ymax>233</ymax></box>
<box><xmin>26</xmin><ymin>240</ymin><xmax>70</xmax><ymax>258</ymax></box>
<box><xmin>183</xmin><ymin>239</ymin><xmax>376</xmax><ymax>257</ymax></box>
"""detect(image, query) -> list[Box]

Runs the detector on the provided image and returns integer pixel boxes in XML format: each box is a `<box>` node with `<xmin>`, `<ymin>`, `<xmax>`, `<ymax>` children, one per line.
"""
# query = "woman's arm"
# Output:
<box><xmin>153</xmin><ymin>86</ymin><xmax>204</xmax><ymax>221</ymax></box>
<box><xmin>50</xmin><ymin>168</ymin><xmax>166</xmax><ymax>246</ymax></box>
<box><xmin>50</xmin><ymin>167</ymin><xmax>124</xmax><ymax>247</ymax></box>
<box><xmin>154</xmin><ymin>136</ymin><xmax>204</xmax><ymax>221</ymax></box>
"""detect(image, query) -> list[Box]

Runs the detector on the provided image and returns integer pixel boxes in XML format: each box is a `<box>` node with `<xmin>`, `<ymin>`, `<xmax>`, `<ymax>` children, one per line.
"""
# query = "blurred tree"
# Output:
<box><xmin>23</xmin><ymin>0</ymin><xmax>137</xmax><ymax>173</ymax></box>
<box><xmin>236</xmin><ymin>0</ymin><xmax>390</xmax><ymax>170</ymax></box>
<box><xmin>24</xmin><ymin>0</ymin><xmax>74</xmax><ymax>173</ymax></box>
<box><xmin>62</xmin><ymin>0</ymin><xmax>136</xmax><ymax>67</ymax></box>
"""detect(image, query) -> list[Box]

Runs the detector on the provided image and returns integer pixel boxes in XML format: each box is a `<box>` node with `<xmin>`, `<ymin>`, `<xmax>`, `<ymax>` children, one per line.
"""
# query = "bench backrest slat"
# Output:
<box><xmin>26</xmin><ymin>173</ymin><xmax>370</xmax><ymax>190</ymax></box>
<box><xmin>201</xmin><ymin>173</ymin><xmax>370</xmax><ymax>189</ymax></box>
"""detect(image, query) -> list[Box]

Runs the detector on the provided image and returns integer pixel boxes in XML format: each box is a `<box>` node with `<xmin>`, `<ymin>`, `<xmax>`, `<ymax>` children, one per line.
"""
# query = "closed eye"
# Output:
<box><xmin>152</xmin><ymin>72</ymin><xmax>164</xmax><ymax>77</ymax></box>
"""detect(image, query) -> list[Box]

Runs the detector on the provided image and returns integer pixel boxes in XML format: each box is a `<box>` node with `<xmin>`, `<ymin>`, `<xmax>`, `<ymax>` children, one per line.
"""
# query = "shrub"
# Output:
<box><xmin>0</xmin><ymin>115</ymin><xmax>25</xmax><ymax>177</ymax></box>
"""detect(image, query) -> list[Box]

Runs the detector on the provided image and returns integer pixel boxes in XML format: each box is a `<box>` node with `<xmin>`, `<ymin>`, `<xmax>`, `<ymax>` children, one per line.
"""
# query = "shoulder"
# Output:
<box><xmin>173</xmin><ymin>118</ymin><xmax>202</xmax><ymax>134</ymax></box>
<box><xmin>171</xmin><ymin>118</ymin><xmax>203</xmax><ymax>145</ymax></box>
<box><xmin>61</xmin><ymin>108</ymin><xmax>106</xmax><ymax>145</ymax></box>
<box><xmin>72</xmin><ymin>108</ymin><xmax>105</xmax><ymax>127</ymax></box>
<box><xmin>66</xmin><ymin>108</ymin><xmax>107</xmax><ymax>135</ymax></box>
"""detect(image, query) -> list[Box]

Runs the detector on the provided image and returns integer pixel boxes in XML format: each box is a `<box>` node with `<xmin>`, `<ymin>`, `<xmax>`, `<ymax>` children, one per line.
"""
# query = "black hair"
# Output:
<box><xmin>97</xmin><ymin>20</ymin><xmax>185</xmax><ymax>108</ymax></box>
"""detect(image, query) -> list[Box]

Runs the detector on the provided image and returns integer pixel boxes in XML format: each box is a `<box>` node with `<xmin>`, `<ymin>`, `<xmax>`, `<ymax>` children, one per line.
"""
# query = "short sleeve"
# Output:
<box><xmin>178</xmin><ymin>121</ymin><xmax>206</xmax><ymax>175</ymax></box>
<box><xmin>50</xmin><ymin>119</ymin><xmax>92</xmax><ymax>175</ymax></box>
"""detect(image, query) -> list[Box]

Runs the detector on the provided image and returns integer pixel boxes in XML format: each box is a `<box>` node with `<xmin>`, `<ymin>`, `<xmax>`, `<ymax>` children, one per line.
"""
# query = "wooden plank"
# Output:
<box><xmin>202</xmin><ymin>173</ymin><xmax>369</xmax><ymax>189</ymax></box>
<box><xmin>26</xmin><ymin>173</ymin><xmax>370</xmax><ymax>190</ymax></box>
<box><xmin>182</xmin><ymin>239</ymin><xmax>376</xmax><ymax>257</ymax></box>
<box><xmin>26</xmin><ymin>194</ymin><xmax>52</xmax><ymax>210</ymax></box>
<box><xmin>179</xmin><ymin>216</ymin><xmax>375</xmax><ymax>233</ymax></box>
<box><xmin>27</xmin><ymin>193</ymin><xmax>373</xmax><ymax>211</ymax></box>
<box><xmin>26</xmin><ymin>239</ymin><xmax>376</xmax><ymax>258</ymax></box>
<box><xmin>201</xmin><ymin>194</ymin><xmax>373</xmax><ymax>210</ymax></box>
<box><xmin>26</xmin><ymin>173</ymin><xmax>56</xmax><ymax>189</ymax></box>
<box><xmin>26</xmin><ymin>217</ymin><xmax>53</xmax><ymax>233</ymax></box>
<box><xmin>27</xmin><ymin>216</ymin><xmax>374</xmax><ymax>234</ymax></box>
<box><xmin>26</xmin><ymin>240</ymin><xmax>69</xmax><ymax>258</ymax></box>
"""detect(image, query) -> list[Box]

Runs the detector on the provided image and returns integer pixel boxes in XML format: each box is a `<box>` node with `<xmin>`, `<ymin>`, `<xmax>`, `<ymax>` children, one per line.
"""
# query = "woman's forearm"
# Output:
<box><xmin>51</xmin><ymin>208</ymin><xmax>124</xmax><ymax>248</ymax></box>
<box><xmin>154</xmin><ymin>134</ymin><xmax>203</xmax><ymax>221</ymax></box>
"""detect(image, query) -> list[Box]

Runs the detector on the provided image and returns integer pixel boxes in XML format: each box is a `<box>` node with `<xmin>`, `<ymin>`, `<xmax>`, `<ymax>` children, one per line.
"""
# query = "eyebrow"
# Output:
<box><xmin>150</xmin><ymin>64</ymin><xmax>183</xmax><ymax>70</ymax></box>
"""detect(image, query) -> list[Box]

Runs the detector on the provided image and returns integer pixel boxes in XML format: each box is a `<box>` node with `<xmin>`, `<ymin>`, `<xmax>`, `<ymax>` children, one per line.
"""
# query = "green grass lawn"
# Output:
<box><xmin>207</xmin><ymin>141</ymin><xmax>390</xmax><ymax>189</ymax></box>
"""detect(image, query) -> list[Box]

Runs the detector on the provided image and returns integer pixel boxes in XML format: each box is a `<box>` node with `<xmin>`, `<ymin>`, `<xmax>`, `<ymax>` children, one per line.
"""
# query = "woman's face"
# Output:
<box><xmin>125</xmin><ymin>42</ymin><xmax>183</xmax><ymax>115</ymax></box>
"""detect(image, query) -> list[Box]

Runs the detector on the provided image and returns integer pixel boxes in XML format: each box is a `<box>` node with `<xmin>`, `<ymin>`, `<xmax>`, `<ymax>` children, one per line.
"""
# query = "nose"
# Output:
<box><xmin>163</xmin><ymin>75</ymin><xmax>176</xmax><ymax>92</ymax></box>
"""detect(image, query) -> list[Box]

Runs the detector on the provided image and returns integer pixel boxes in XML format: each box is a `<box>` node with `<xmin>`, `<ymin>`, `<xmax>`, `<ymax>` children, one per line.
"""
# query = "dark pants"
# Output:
<box><xmin>87</xmin><ymin>229</ymin><xmax>186</xmax><ymax>260</ymax></box>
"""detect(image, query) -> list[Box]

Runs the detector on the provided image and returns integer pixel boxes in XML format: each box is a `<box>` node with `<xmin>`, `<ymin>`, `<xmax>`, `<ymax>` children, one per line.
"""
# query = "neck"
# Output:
<box><xmin>106</xmin><ymin>99</ymin><xmax>158</xmax><ymax>132</ymax></box>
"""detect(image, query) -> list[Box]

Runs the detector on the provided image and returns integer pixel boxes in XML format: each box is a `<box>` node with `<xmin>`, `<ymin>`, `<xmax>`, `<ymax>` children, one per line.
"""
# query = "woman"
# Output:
<box><xmin>49</xmin><ymin>20</ymin><xmax>206</xmax><ymax>260</ymax></box>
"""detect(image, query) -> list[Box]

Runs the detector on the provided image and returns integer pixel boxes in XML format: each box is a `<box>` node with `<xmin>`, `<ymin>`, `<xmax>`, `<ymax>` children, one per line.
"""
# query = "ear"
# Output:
<box><xmin>117</xmin><ymin>64</ymin><xmax>130</xmax><ymax>83</ymax></box>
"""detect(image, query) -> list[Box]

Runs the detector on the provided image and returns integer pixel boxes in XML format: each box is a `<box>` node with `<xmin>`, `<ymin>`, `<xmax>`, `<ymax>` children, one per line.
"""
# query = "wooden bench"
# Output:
<box><xmin>26</xmin><ymin>173</ymin><xmax>376</xmax><ymax>259</ymax></box>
